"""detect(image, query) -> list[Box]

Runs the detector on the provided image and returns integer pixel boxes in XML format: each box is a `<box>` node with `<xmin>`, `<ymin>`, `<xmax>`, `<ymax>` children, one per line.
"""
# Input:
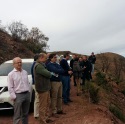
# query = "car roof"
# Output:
<box><xmin>4</xmin><ymin>58</ymin><xmax>34</xmax><ymax>63</ymax></box>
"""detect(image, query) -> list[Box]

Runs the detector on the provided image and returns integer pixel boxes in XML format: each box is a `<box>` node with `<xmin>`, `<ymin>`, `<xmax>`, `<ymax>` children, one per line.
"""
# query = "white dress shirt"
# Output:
<box><xmin>7</xmin><ymin>68</ymin><xmax>30</xmax><ymax>100</ymax></box>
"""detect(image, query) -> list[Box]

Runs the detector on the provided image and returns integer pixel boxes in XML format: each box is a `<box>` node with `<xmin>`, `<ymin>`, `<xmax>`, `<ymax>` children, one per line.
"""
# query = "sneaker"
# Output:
<box><xmin>57</xmin><ymin>110</ymin><xmax>66</xmax><ymax>114</ymax></box>
<box><xmin>51</xmin><ymin>113</ymin><xmax>59</xmax><ymax>118</ymax></box>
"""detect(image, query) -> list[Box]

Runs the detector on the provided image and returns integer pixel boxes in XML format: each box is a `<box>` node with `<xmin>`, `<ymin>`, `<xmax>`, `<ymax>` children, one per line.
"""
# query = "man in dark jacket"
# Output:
<box><xmin>33</xmin><ymin>53</ymin><xmax>54</xmax><ymax>124</ymax></box>
<box><xmin>47</xmin><ymin>53</ymin><xmax>66</xmax><ymax>118</ymax></box>
<box><xmin>60</xmin><ymin>53</ymin><xmax>73</xmax><ymax>105</ymax></box>
<box><xmin>31</xmin><ymin>54</ymin><xmax>39</xmax><ymax>119</ymax></box>
<box><xmin>80</xmin><ymin>55</ymin><xmax>92</xmax><ymax>91</ymax></box>
<box><xmin>70</xmin><ymin>54</ymin><xmax>77</xmax><ymax>86</ymax></box>
<box><xmin>88</xmin><ymin>52</ymin><xmax>96</xmax><ymax>74</ymax></box>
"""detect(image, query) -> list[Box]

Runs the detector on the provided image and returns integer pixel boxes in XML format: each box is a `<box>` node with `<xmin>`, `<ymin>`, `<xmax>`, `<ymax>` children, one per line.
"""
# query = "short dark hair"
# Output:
<box><xmin>49</xmin><ymin>53</ymin><xmax>56</xmax><ymax>60</ymax></box>
<box><xmin>34</xmin><ymin>54</ymin><xmax>39</xmax><ymax>61</ymax></box>
<box><xmin>64</xmin><ymin>52</ymin><xmax>70</xmax><ymax>58</ymax></box>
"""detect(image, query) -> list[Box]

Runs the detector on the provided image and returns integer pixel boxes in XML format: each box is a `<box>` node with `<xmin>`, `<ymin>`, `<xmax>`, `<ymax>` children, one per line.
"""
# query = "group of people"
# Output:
<box><xmin>32</xmin><ymin>52</ymin><xmax>73</xmax><ymax>124</ymax></box>
<box><xmin>7</xmin><ymin>52</ymin><xmax>96</xmax><ymax>124</ymax></box>
<box><xmin>70</xmin><ymin>52</ymin><xmax>96</xmax><ymax>96</ymax></box>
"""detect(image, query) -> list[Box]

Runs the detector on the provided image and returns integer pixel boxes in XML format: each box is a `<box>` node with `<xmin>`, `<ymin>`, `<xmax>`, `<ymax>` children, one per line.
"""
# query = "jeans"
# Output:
<box><xmin>61</xmin><ymin>76</ymin><xmax>70</xmax><ymax>103</ymax></box>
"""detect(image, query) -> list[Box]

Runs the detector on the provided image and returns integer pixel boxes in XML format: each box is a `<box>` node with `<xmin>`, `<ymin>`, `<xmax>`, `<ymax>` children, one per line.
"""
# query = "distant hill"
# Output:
<box><xmin>95</xmin><ymin>52</ymin><xmax>125</xmax><ymax>80</ymax></box>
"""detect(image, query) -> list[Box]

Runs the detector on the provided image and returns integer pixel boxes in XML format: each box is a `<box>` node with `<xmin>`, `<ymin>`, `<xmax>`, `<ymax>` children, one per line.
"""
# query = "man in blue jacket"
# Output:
<box><xmin>47</xmin><ymin>53</ymin><xmax>66</xmax><ymax>118</ymax></box>
<box><xmin>60</xmin><ymin>53</ymin><xmax>73</xmax><ymax>105</ymax></box>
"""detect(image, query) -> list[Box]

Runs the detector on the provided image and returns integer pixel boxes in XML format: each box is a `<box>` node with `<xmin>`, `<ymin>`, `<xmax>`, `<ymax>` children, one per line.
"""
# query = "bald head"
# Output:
<box><xmin>13</xmin><ymin>57</ymin><xmax>22</xmax><ymax>71</ymax></box>
<box><xmin>37</xmin><ymin>53</ymin><xmax>47</xmax><ymax>63</ymax></box>
<box><xmin>13</xmin><ymin>57</ymin><xmax>22</xmax><ymax>64</ymax></box>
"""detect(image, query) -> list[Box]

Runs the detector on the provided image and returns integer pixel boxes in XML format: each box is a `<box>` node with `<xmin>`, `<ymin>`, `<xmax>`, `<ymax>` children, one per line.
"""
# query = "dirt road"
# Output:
<box><xmin>0</xmin><ymin>81</ymin><xmax>123</xmax><ymax>124</ymax></box>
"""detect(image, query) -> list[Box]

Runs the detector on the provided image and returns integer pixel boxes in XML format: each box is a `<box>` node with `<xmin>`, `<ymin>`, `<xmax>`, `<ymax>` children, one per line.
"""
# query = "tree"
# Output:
<box><xmin>7</xmin><ymin>21</ymin><xmax>29</xmax><ymax>41</ymax></box>
<box><xmin>28</xmin><ymin>27</ymin><xmax>49</xmax><ymax>52</ymax></box>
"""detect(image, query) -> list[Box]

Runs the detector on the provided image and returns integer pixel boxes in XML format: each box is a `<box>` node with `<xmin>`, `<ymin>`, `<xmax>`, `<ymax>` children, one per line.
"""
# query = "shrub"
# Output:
<box><xmin>89</xmin><ymin>83</ymin><xmax>100</xmax><ymax>104</ymax></box>
<box><xmin>95</xmin><ymin>72</ymin><xmax>112</xmax><ymax>91</ymax></box>
<box><xmin>109</xmin><ymin>104</ymin><xmax>125</xmax><ymax>122</ymax></box>
<box><xmin>95</xmin><ymin>72</ymin><xmax>107</xmax><ymax>85</ymax></box>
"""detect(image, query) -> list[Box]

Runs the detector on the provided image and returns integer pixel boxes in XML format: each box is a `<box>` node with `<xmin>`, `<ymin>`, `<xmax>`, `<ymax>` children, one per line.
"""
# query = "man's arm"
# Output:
<box><xmin>36</xmin><ymin>64</ymin><xmax>52</xmax><ymax>78</ymax></box>
<box><xmin>47</xmin><ymin>63</ymin><xmax>64</xmax><ymax>74</ymax></box>
<box><xmin>7</xmin><ymin>73</ymin><xmax>16</xmax><ymax>100</ymax></box>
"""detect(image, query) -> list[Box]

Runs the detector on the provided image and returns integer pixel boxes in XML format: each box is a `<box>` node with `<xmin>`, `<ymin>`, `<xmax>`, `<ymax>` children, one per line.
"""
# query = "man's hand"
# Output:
<box><xmin>68</xmin><ymin>71</ymin><xmax>73</xmax><ymax>75</ymax></box>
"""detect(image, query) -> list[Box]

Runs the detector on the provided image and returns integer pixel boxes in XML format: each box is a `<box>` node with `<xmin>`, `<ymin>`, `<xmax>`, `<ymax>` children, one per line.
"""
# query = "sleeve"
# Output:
<box><xmin>36</xmin><ymin>64</ymin><xmax>52</xmax><ymax>78</ymax></box>
<box><xmin>47</xmin><ymin>64</ymin><xmax>64</xmax><ymax>74</ymax></box>
<box><xmin>7</xmin><ymin>73</ymin><xmax>16</xmax><ymax>100</ymax></box>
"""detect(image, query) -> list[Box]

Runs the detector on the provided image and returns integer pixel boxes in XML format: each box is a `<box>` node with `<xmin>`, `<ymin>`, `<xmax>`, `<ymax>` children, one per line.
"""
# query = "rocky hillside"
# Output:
<box><xmin>0</xmin><ymin>30</ymin><xmax>34</xmax><ymax>64</ymax></box>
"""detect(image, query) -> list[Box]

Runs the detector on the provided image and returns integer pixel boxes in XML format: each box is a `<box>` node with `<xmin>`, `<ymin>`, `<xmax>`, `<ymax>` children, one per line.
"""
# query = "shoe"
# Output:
<box><xmin>46</xmin><ymin>119</ymin><xmax>54</xmax><ymax>123</ymax></box>
<box><xmin>77</xmin><ymin>93</ymin><xmax>81</xmax><ymax>96</ymax></box>
<box><xmin>68</xmin><ymin>99</ymin><xmax>73</xmax><ymax>102</ymax></box>
<box><xmin>57</xmin><ymin>110</ymin><xmax>66</xmax><ymax>114</ymax></box>
<box><xmin>64</xmin><ymin>102</ymin><xmax>69</xmax><ymax>105</ymax></box>
<box><xmin>34</xmin><ymin>117</ymin><xmax>39</xmax><ymax>119</ymax></box>
<box><xmin>52</xmin><ymin>113</ymin><xmax>59</xmax><ymax>118</ymax></box>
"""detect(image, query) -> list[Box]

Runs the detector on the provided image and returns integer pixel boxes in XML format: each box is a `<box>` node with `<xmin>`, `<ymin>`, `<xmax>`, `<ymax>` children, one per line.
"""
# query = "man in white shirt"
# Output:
<box><xmin>8</xmin><ymin>57</ymin><xmax>30</xmax><ymax>124</ymax></box>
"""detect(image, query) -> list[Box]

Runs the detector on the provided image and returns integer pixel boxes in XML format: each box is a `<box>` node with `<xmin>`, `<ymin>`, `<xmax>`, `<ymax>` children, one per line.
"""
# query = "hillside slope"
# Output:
<box><xmin>0</xmin><ymin>30</ymin><xmax>34</xmax><ymax>64</ymax></box>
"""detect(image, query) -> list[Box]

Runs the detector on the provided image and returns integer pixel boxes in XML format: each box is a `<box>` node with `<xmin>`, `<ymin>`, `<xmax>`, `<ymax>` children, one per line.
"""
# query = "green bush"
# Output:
<box><xmin>95</xmin><ymin>72</ymin><xmax>112</xmax><ymax>91</ymax></box>
<box><xmin>89</xmin><ymin>83</ymin><xmax>100</xmax><ymax>104</ymax></box>
<box><xmin>95</xmin><ymin>72</ymin><xmax>107</xmax><ymax>85</ymax></box>
<box><xmin>109</xmin><ymin>104</ymin><xmax>125</xmax><ymax>122</ymax></box>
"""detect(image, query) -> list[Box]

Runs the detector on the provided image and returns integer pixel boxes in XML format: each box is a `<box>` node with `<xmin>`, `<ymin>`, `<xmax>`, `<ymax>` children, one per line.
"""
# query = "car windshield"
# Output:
<box><xmin>0</xmin><ymin>62</ymin><xmax>33</xmax><ymax>76</ymax></box>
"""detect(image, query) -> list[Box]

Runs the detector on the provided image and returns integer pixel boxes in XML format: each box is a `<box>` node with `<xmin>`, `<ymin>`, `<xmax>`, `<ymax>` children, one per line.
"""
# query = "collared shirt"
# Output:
<box><xmin>7</xmin><ymin>68</ymin><xmax>30</xmax><ymax>100</ymax></box>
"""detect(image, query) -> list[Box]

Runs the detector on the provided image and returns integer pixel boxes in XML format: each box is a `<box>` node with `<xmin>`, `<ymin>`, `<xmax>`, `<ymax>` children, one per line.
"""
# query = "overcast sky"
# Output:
<box><xmin>0</xmin><ymin>0</ymin><xmax>125</xmax><ymax>56</ymax></box>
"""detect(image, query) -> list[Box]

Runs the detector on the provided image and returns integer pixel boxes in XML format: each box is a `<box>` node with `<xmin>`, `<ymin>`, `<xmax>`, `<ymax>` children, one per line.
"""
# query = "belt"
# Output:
<box><xmin>16</xmin><ymin>91</ymin><xmax>29</xmax><ymax>94</ymax></box>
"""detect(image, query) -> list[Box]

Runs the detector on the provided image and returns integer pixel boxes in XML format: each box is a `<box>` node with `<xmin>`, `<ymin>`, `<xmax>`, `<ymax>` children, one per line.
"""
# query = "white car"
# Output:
<box><xmin>0</xmin><ymin>59</ymin><xmax>34</xmax><ymax>111</ymax></box>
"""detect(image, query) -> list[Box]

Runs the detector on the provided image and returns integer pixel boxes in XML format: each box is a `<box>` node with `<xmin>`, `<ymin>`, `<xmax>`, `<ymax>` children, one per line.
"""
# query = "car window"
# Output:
<box><xmin>0</xmin><ymin>62</ymin><xmax>33</xmax><ymax>76</ymax></box>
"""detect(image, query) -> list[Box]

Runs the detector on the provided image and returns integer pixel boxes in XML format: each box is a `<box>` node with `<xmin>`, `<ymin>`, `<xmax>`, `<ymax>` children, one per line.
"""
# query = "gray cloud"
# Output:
<box><xmin>1</xmin><ymin>0</ymin><xmax>125</xmax><ymax>56</ymax></box>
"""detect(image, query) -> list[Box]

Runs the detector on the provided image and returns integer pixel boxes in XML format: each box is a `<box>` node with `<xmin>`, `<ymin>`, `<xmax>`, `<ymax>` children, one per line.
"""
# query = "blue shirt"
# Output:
<box><xmin>60</xmin><ymin>59</ymin><xmax>70</xmax><ymax>76</ymax></box>
<box><xmin>47</xmin><ymin>62</ymin><xmax>64</xmax><ymax>82</ymax></box>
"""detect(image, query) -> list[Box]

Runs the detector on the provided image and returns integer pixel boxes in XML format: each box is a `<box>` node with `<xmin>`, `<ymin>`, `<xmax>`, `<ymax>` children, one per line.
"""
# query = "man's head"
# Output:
<box><xmin>64</xmin><ymin>52</ymin><xmax>70</xmax><ymax>60</ymax></box>
<box><xmin>37</xmin><ymin>53</ymin><xmax>47</xmax><ymax>63</ymax></box>
<box><xmin>82</xmin><ymin>55</ymin><xmax>87</xmax><ymax>61</ymax></box>
<box><xmin>49</xmin><ymin>53</ymin><xmax>57</xmax><ymax>63</ymax></box>
<box><xmin>91</xmin><ymin>52</ymin><xmax>94</xmax><ymax>55</ymax></box>
<box><xmin>72</xmin><ymin>54</ymin><xmax>77</xmax><ymax>60</ymax></box>
<box><xmin>13</xmin><ymin>57</ymin><xmax>22</xmax><ymax>71</ymax></box>
<box><xmin>79</xmin><ymin>57</ymin><xmax>83</xmax><ymax>62</ymax></box>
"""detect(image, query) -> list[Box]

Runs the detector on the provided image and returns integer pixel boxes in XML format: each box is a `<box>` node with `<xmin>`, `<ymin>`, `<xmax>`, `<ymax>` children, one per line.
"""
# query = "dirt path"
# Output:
<box><xmin>0</xmin><ymin>81</ymin><xmax>123</xmax><ymax>124</ymax></box>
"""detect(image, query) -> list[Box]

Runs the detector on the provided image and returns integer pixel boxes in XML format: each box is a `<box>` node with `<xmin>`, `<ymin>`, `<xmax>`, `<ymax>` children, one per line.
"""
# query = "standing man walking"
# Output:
<box><xmin>33</xmin><ymin>53</ymin><xmax>53</xmax><ymax>124</ymax></box>
<box><xmin>88</xmin><ymin>52</ymin><xmax>96</xmax><ymax>74</ymax></box>
<box><xmin>60</xmin><ymin>53</ymin><xmax>73</xmax><ymax>105</ymax></box>
<box><xmin>47</xmin><ymin>53</ymin><xmax>65</xmax><ymax>118</ymax></box>
<box><xmin>8</xmin><ymin>57</ymin><xmax>30</xmax><ymax>124</ymax></box>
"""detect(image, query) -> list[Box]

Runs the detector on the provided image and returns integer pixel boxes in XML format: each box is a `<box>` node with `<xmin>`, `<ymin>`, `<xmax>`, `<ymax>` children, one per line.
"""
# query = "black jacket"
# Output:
<box><xmin>88</xmin><ymin>55</ymin><xmax>96</xmax><ymax>64</ymax></box>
